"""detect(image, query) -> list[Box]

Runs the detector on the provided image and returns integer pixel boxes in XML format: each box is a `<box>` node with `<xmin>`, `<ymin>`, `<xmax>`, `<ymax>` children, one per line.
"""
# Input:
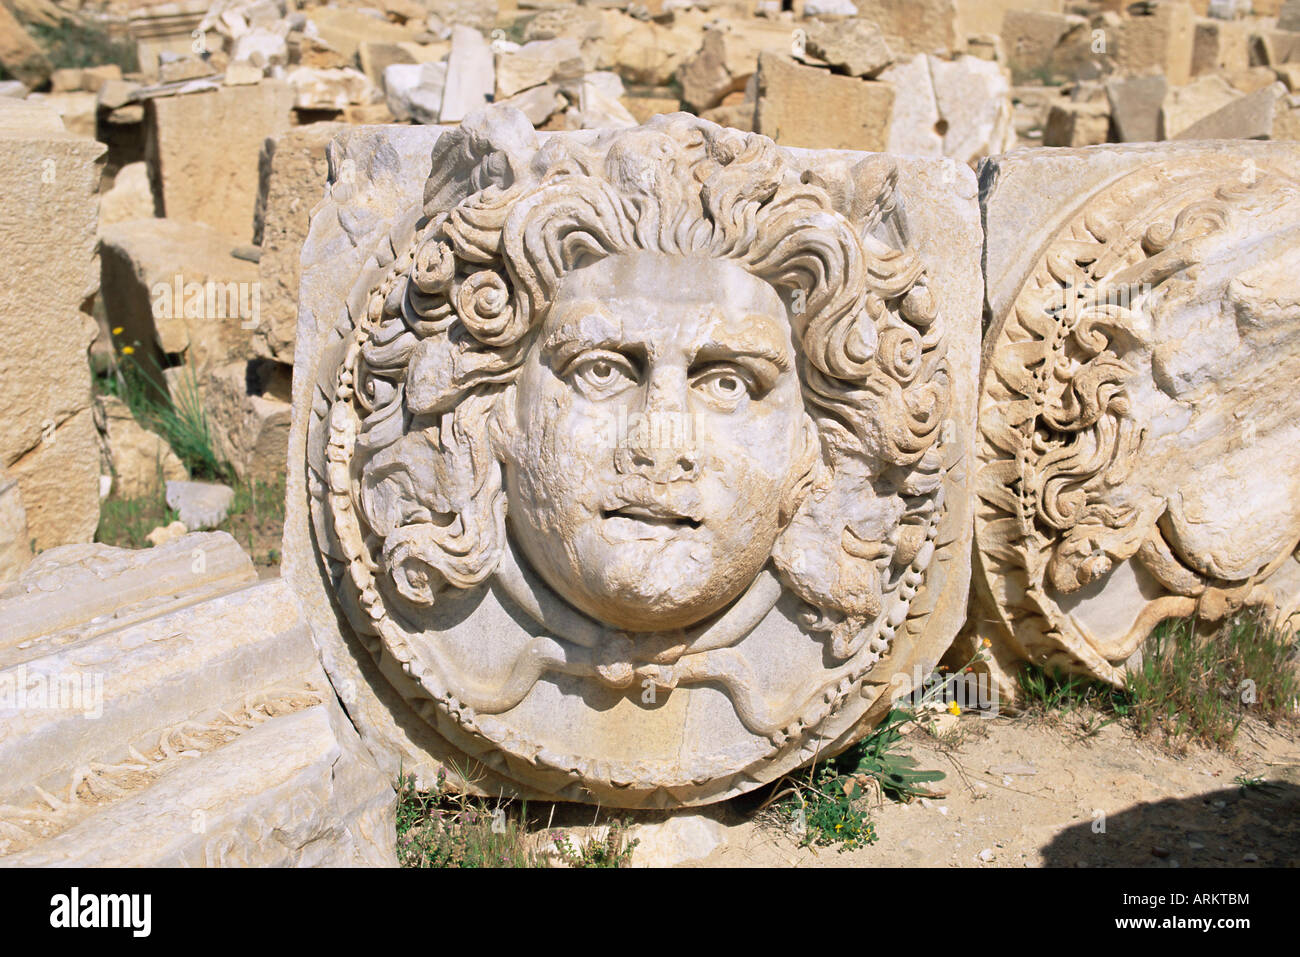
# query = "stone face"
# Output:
<box><xmin>285</xmin><ymin>107</ymin><xmax>980</xmax><ymax>808</ymax></box>
<box><xmin>0</xmin><ymin>100</ymin><xmax>104</xmax><ymax>551</ymax></box>
<box><xmin>253</xmin><ymin>122</ymin><xmax>343</xmax><ymax>363</ymax></box>
<box><xmin>0</xmin><ymin>535</ymin><xmax>396</xmax><ymax>866</ymax></box>
<box><xmin>144</xmin><ymin>83</ymin><xmax>295</xmax><ymax>243</ymax></box>
<box><xmin>755</xmin><ymin>52</ymin><xmax>894</xmax><ymax>151</ymax></box>
<box><xmin>99</xmin><ymin>218</ymin><xmax>258</xmax><ymax>373</ymax></box>
<box><xmin>973</xmin><ymin>142</ymin><xmax>1300</xmax><ymax>697</ymax></box>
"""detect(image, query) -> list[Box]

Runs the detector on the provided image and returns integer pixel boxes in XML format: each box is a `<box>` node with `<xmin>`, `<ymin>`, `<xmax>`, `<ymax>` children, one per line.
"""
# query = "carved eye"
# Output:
<box><xmin>567</xmin><ymin>352</ymin><xmax>638</xmax><ymax>399</ymax></box>
<box><xmin>692</xmin><ymin>366</ymin><xmax>753</xmax><ymax>409</ymax></box>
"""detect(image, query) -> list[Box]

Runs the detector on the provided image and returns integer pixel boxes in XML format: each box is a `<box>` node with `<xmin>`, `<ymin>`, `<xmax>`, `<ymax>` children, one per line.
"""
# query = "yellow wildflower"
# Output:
<box><xmin>947</xmin><ymin>700</ymin><xmax>961</xmax><ymax>717</ymax></box>
<box><xmin>122</xmin><ymin>345</ymin><xmax>135</xmax><ymax>355</ymax></box>
<box><xmin>981</xmin><ymin>638</ymin><xmax>992</xmax><ymax>648</ymax></box>
<box><xmin>112</xmin><ymin>326</ymin><xmax>124</xmax><ymax>335</ymax></box>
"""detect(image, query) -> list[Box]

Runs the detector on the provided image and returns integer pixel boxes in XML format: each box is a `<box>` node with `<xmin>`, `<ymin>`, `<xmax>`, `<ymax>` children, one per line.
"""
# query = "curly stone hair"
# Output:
<box><xmin>344</xmin><ymin>108</ymin><xmax>947</xmax><ymax>627</ymax></box>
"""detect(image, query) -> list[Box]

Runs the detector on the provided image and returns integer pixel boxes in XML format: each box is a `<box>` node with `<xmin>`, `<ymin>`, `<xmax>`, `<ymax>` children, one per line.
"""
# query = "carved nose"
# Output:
<box><xmin>617</xmin><ymin>376</ymin><xmax>699</xmax><ymax>481</ymax></box>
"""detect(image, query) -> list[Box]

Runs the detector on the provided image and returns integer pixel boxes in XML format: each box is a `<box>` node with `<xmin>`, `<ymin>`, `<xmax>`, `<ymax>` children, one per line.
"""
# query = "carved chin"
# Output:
<box><xmin>511</xmin><ymin>517</ymin><xmax>773</xmax><ymax>633</ymax></box>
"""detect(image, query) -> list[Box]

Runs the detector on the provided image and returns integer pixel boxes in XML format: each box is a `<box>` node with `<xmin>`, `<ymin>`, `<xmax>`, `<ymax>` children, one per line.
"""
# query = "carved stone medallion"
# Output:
<box><xmin>973</xmin><ymin>146</ymin><xmax>1300</xmax><ymax>689</ymax></box>
<box><xmin>285</xmin><ymin>107</ymin><xmax>979</xmax><ymax>807</ymax></box>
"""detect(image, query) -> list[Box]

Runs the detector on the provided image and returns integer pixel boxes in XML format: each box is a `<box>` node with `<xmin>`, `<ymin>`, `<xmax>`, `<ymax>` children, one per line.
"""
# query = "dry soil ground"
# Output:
<box><xmin>685</xmin><ymin>711</ymin><xmax>1300</xmax><ymax>868</ymax></box>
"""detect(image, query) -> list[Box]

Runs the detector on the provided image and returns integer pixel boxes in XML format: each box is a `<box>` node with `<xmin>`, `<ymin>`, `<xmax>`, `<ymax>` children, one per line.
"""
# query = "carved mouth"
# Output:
<box><xmin>601</xmin><ymin>506</ymin><xmax>702</xmax><ymax>529</ymax></box>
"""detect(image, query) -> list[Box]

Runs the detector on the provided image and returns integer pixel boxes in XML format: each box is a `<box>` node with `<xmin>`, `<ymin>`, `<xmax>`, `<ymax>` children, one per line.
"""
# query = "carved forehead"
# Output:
<box><xmin>539</xmin><ymin>251</ymin><xmax>793</xmax><ymax>363</ymax></box>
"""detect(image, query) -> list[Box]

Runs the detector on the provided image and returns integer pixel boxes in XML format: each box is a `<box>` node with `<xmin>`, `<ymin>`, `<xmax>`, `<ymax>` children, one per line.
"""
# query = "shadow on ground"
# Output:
<box><xmin>1040</xmin><ymin>773</ymin><xmax>1300</xmax><ymax>867</ymax></box>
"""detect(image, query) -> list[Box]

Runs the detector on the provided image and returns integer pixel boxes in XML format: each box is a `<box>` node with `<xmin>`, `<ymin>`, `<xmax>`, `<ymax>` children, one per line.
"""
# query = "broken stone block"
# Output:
<box><xmin>0</xmin><ymin>100</ymin><xmax>104</xmax><ymax>550</ymax></box>
<box><xmin>439</xmin><ymin>24</ymin><xmax>493</xmax><ymax>123</ymax></box>
<box><xmin>1112</xmin><ymin>0</ymin><xmax>1197</xmax><ymax>87</ymax></box>
<box><xmin>678</xmin><ymin>19</ymin><xmax>794</xmax><ymax>112</ymax></box>
<box><xmin>224</xmin><ymin>61</ymin><xmax>263</xmax><ymax>86</ymax></box>
<box><xmin>384</xmin><ymin>61</ymin><xmax>447</xmax><ymax>123</ymax></box>
<box><xmin>0</xmin><ymin>472</ymin><xmax>30</xmax><ymax>585</ymax></box>
<box><xmin>165</xmin><ymin>480</ymin><xmax>234</xmax><ymax>530</ymax></box>
<box><xmin>1002</xmin><ymin>10</ymin><xmax>1093</xmax><ymax>85</ymax></box>
<box><xmin>499</xmin><ymin>82</ymin><xmax>568</xmax><ymax>126</ymax></box>
<box><xmin>1174</xmin><ymin>81</ymin><xmax>1290</xmax><ymax>138</ymax></box>
<box><xmin>700</xmin><ymin>100</ymin><xmax>755</xmax><ymax>131</ymax></box>
<box><xmin>1191</xmin><ymin>17</ymin><xmax>1251</xmax><ymax>76</ymax></box>
<box><xmin>97</xmin><ymin>394</ymin><xmax>187</xmax><ymax>499</ymax></box>
<box><xmin>804</xmin><ymin>0</ymin><xmax>860</xmax><ymax>16</ymax></box>
<box><xmin>1159</xmin><ymin>73</ymin><xmax>1243</xmax><ymax>138</ymax></box>
<box><xmin>853</xmin><ymin>0</ymin><xmax>959</xmax><ymax>56</ymax></box>
<box><xmin>145</xmin><ymin>519</ymin><xmax>187</xmax><ymax>547</ymax></box>
<box><xmin>0</xmin><ymin>533</ymin><xmax>396</xmax><ymax>866</ymax></box>
<box><xmin>565</xmin><ymin>72</ymin><xmax>639</xmax><ymax>128</ymax></box>
<box><xmin>98</xmin><ymin>162</ymin><xmax>155</xmax><ymax>229</ymax></box>
<box><xmin>129</xmin><ymin>0</ymin><xmax>209</xmax><ymax>79</ymax></box>
<box><xmin>33</xmin><ymin>90</ymin><xmax>97</xmax><ymax>139</ymax></box>
<box><xmin>929</xmin><ymin>54</ymin><xmax>1016</xmax><ymax>163</ymax></box>
<box><xmin>158</xmin><ymin>52</ymin><xmax>218</xmax><ymax>84</ymax></box>
<box><xmin>0</xmin><ymin>2</ymin><xmax>51</xmax><ymax>89</ymax></box>
<box><xmin>305</xmin><ymin>7</ymin><xmax>422</xmax><ymax>61</ymax></box>
<box><xmin>879</xmin><ymin>54</ymin><xmax>943</xmax><ymax>155</ymax></box>
<box><xmin>1106</xmin><ymin>74</ymin><xmax>1167</xmax><ymax>142</ymax></box>
<box><xmin>253</xmin><ymin>122</ymin><xmax>343</xmax><ymax>364</ymax></box>
<box><xmin>755</xmin><ymin>51</ymin><xmax>894</xmax><ymax>150</ymax></box>
<box><xmin>593</xmin><ymin>9</ymin><xmax>701</xmax><ymax>87</ymax></box>
<box><xmin>359</xmin><ymin>40</ymin><xmax>448</xmax><ymax>88</ymax></box>
<box><xmin>795</xmin><ymin>17</ymin><xmax>894</xmax><ymax>77</ymax></box>
<box><xmin>286</xmin><ymin>108</ymin><xmax>980</xmax><ymax>807</ymax></box>
<box><xmin>973</xmin><ymin>141</ymin><xmax>1300</xmax><ymax>699</ymax></box>
<box><xmin>202</xmin><ymin>360</ymin><xmax>291</xmax><ymax>483</ymax></box>
<box><xmin>285</xmin><ymin>66</ymin><xmax>374</xmax><ymax>111</ymax></box>
<box><xmin>1043</xmin><ymin>99</ymin><xmax>1111</xmax><ymax>146</ymax></box>
<box><xmin>100</xmin><ymin>218</ymin><xmax>258</xmax><ymax>374</ymax></box>
<box><xmin>495</xmin><ymin>38</ymin><xmax>585</xmax><ymax>100</ymax></box>
<box><xmin>144</xmin><ymin>82</ymin><xmax>294</xmax><ymax>244</ymax></box>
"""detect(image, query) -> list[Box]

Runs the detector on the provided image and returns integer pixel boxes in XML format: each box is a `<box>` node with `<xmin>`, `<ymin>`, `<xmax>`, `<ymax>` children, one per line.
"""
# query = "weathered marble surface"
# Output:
<box><xmin>286</xmin><ymin>106</ymin><xmax>981</xmax><ymax>808</ymax></box>
<box><xmin>968</xmin><ymin>142</ymin><xmax>1300</xmax><ymax>693</ymax></box>
<box><xmin>0</xmin><ymin>532</ymin><xmax>395</xmax><ymax>866</ymax></box>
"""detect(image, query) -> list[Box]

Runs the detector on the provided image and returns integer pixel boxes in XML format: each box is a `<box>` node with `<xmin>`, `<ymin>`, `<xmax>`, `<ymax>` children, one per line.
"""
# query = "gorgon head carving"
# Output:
<box><xmin>341</xmin><ymin>109</ymin><xmax>949</xmax><ymax>666</ymax></box>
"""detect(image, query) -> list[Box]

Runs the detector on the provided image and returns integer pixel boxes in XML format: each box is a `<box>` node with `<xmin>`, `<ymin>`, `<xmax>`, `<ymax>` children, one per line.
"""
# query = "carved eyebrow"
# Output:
<box><xmin>540</xmin><ymin>306</ymin><xmax>626</xmax><ymax>365</ymax></box>
<box><xmin>690</xmin><ymin>313</ymin><xmax>793</xmax><ymax>373</ymax></box>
